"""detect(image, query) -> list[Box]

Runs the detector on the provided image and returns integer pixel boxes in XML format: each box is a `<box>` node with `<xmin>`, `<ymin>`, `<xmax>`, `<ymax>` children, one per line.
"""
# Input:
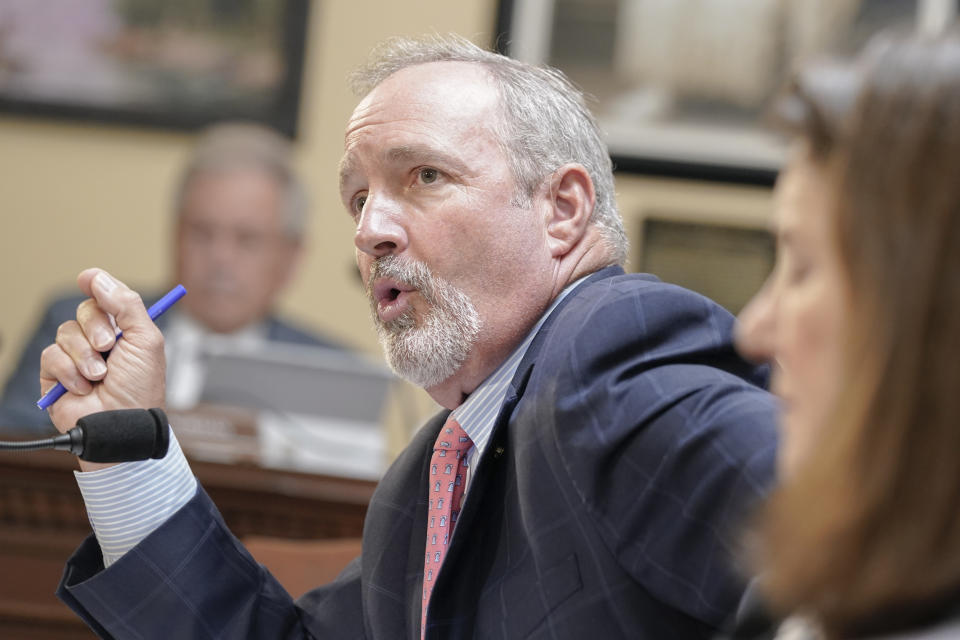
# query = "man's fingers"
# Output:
<box><xmin>55</xmin><ymin>320</ymin><xmax>108</xmax><ymax>382</ymax></box>
<box><xmin>40</xmin><ymin>341</ymin><xmax>94</xmax><ymax>397</ymax></box>
<box><xmin>77</xmin><ymin>298</ymin><xmax>118</xmax><ymax>352</ymax></box>
<box><xmin>76</xmin><ymin>269</ymin><xmax>153</xmax><ymax>337</ymax></box>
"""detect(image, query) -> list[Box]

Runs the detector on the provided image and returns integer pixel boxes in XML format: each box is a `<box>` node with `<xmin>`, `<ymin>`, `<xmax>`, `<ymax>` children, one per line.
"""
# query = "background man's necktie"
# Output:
<box><xmin>421</xmin><ymin>416</ymin><xmax>473</xmax><ymax>638</ymax></box>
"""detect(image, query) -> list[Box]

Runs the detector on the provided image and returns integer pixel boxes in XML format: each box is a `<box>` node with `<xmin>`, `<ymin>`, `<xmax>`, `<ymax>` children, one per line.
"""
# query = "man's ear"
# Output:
<box><xmin>543</xmin><ymin>164</ymin><xmax>595</xmax><ymax>258</ymax></box>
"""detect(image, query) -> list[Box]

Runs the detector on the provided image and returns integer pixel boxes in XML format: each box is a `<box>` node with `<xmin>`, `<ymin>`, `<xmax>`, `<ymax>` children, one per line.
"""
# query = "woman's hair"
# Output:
<box><xmin>755</xmin><ymin>31</ymin><xmax>960</xmax><ymax>637</ymax></box>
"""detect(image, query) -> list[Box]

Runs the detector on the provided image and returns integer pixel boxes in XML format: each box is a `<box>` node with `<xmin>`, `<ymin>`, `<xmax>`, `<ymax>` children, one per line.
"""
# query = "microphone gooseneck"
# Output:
<box><xmin>0</xmin><ymin>428</ymin><xmax>82</xmax><ymax>454</ymax></box>
<box><xmin>0</xmin><ymin>408</ymin><xmax>169</xmax><ymax>463</ymax></box>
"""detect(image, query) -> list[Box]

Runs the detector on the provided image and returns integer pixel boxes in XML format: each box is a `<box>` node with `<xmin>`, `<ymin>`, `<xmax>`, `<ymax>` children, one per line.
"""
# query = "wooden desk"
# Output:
<box><xmin>0</xmin><ymin>430</ymin><xmax>377</xmax><ymax>639</ymax></box>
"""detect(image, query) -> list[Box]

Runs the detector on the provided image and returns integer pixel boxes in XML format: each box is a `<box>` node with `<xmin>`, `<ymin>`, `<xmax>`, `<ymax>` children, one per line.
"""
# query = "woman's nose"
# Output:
<box><xmin>735</xmin><ymin>276</ymin><xmax>777</xmax><ymax>365</ymax></box>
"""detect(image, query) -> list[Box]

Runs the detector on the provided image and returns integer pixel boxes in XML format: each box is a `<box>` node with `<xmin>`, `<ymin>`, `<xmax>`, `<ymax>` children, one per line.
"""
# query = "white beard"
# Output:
<box><xmin>368</xmin><ymin>256</ymin><xmax>482</xmax><ymax>389</ymax></box>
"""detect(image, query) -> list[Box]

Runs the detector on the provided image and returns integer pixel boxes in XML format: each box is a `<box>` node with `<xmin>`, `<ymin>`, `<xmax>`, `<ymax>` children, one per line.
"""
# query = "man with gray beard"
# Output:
<box><xmin>41</xmin><ymin>35</ymin><xmax>777</xmax><ymax>639</ymax></box>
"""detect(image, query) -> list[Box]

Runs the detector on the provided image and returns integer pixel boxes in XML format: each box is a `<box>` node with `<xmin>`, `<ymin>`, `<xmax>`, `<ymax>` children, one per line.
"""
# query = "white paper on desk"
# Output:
<box><xmin>257</xmin><ymin>411</ymin><xmax>385</xmax><ymax>480</ymax></box>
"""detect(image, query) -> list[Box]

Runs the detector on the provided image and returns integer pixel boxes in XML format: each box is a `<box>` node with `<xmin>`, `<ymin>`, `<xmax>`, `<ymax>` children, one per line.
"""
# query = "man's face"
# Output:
<box><xmin>175</xmin><ymin>167</ymin><xmax>300</xmax><ymax>334</ymax></box>
<box><xmin>339</xmin><ymin>62</ymin><xmax>554</xmax><ymax>400</ymax></box>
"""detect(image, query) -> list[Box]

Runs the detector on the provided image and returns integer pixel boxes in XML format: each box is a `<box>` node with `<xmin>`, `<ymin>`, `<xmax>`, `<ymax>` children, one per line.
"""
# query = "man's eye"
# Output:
<box><xmin>353</xmin><ymin>194</ymin><xmax>367</xmax><ymax>214</ymax></box>
<box><xmin>185</xmin><ymin>224</ymin><xmax>214</xmax><ymax>243</ymax></box>
<box><xmin>419</xmin><ymin>168</ymin><xmax>439</xmax><ymax>184</ymax></box>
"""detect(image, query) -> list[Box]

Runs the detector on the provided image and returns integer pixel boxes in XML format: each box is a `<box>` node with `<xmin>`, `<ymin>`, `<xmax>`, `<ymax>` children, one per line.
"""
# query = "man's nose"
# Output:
<box><xmin>354</xmin><ymin>195</ymin><xmax>408</xmax><ymax>258</ymax></box>
<box><xmin>205</xmin><ymin>231</ymin><xmax>251</xmax><ymax>264</ymax></box>
<box><xmin>735</xmin><ymin>277</ymin><xmax>777</xmax><ymax>365</ymax></box>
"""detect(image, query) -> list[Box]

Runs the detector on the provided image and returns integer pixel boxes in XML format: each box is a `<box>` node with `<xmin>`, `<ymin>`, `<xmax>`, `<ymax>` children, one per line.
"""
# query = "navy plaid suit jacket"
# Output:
<box><xmin>57</xmin><ymin>266</ymin><xmax>778</xmax><ymax>638</ymax></box>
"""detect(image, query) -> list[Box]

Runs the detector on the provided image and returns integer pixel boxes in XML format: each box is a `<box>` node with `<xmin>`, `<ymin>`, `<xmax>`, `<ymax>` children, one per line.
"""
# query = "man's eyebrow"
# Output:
<box><xmin>386</xmin><ymin>145</ymin><xmax>469</xmax><ymax>174</ymax></box>
<box><xmin>338</xmin><ymin>155</ymin><xmax>356</xmax><ymax>193</ymax></box>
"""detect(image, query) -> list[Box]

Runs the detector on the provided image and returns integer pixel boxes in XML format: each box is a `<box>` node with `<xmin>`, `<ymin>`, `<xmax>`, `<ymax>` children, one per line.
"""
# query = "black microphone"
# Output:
<box><xmin>0</xmin><ymin>408</ymin><xmax>169</xmax><ymax>463</ymax></box>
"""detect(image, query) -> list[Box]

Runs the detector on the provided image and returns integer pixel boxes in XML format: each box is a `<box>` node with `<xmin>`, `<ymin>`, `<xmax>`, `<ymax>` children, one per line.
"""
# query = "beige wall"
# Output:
<box><xmin>0</xmin><ymin>0</ymin><xmax>773</xmax><ymax>448</ymax></box>
<box><xmin>0</xmin><ymin>0</ymin><xmax>497</xmax><ymax>393</ymax></box>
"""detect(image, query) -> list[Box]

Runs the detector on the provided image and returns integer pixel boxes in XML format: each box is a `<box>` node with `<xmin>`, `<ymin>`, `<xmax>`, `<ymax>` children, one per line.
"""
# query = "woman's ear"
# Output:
<box><xmin>543</xmin><ymin>164</ymin><xmax>595</xmax><ymax>258</ymax></box>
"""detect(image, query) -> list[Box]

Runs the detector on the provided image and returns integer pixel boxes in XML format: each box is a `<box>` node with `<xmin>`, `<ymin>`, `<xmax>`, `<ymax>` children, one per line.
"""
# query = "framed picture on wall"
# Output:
<box><xmin>0</xmin><ymin>0</ymin><xmax>310</xmax><ymax>137</ymax></box>
<box><xmin>496</xmin><ymin>0</ymin><xmax>957</xmax><ymax>184</ymax></box>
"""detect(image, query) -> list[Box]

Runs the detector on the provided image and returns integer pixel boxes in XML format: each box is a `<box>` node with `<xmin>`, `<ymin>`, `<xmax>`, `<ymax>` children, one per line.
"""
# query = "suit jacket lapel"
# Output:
<box><xmin>479</xmin><ymin>264</ymin><xmax>624</xmax><ymax>459</ymax></box>
<box><xmin>435</xmin><ymin>266</ymin><xmax>623</xmax><ymax>581</ymax></box>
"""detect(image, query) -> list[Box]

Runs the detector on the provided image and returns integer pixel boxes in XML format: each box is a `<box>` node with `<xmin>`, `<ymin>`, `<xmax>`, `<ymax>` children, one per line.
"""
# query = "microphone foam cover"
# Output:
<box><xmin>75</xmin><ymin>408</ymin><xmax>170</xmax><ymax>463</ymax></box>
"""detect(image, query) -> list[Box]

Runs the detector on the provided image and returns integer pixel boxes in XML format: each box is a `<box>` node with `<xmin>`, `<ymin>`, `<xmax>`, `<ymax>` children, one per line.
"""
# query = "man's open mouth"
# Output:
<box><xmin>373</xmin><ymin>278</ymin><xmax>416</xmax><ymax>304</ymax></box>
<box><xmin>372</xmin><ymin>277</ymin><xmax>420</xmax><ymax>323</ymax></box>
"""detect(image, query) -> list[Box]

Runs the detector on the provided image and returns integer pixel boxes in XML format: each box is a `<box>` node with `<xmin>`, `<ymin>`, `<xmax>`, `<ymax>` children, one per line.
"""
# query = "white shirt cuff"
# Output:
<box><xmin>74</xmin><ymin>426</ymin><xmax>196</xmax><ymax>567</ymax></box>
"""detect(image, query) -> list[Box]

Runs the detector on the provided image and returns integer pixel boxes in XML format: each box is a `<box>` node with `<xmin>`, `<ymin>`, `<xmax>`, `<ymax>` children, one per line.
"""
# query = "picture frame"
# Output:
<box><xmin>496</xmin><ymin>0</ymin><xmax>957</xmax><ymax>184</ymax></box>
<box><xmin>0</xmin><ymin>0</ymin><xmax>310</xmax><ymax>137</ymax></box>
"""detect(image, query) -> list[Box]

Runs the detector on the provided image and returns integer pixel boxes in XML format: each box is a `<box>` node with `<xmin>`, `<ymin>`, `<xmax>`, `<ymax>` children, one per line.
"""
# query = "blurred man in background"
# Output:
<box><xmin>0</xmin><ymin>122</ymin><xmax>341</xmax><ymax>431</ymax></box>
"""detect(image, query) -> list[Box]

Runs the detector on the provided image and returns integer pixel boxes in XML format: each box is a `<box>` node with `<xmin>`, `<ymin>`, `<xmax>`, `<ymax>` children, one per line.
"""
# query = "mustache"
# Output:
<box><xmin>366</xmin><ymin>256</ymin><xmax>438</xmax><ymax>305</ymax></box>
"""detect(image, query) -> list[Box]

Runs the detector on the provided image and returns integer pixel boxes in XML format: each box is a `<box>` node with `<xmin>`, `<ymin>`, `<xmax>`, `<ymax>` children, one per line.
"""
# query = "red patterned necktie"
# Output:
<box><xmin>421</xmin><ymin>416</ymin><xmax>473</xmax><ymax>638</ymax></box>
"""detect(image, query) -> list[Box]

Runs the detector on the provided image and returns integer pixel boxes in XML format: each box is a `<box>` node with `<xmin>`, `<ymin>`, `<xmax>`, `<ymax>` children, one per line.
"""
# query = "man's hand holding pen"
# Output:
<box><xmin>39</xmin><ymin>268</ymin><xmax>167</xmax><ymax>470</ymax></box>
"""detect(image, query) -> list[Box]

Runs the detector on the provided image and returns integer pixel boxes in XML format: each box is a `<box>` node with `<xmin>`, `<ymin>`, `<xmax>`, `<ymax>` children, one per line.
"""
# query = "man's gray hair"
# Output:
<box><xmin>350</xmin><ymin>34</ymin><xmax>628</xmax><ymax>265</ymax></box>
<box><xmin>175</xmin><ymin>122</ymin><xmax>309</xmax><ymax>239</ymax></box>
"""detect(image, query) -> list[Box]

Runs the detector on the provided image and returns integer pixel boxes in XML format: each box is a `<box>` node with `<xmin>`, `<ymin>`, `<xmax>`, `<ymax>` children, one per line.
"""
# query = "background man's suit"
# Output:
<box><xmin>57</xmin><ymin>267</ymin><xmax>778</xmax><ymax>638</ymax></box>
<box><xmin>0</xmin><ymin>291</ymin><xmax>335</xmax><ymax>431</ymax></box>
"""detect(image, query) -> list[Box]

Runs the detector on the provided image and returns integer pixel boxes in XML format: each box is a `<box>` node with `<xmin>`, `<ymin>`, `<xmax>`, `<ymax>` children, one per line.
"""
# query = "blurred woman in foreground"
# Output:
<box><xmin>732</xmin><ymin>30</ymin><xmax>960</xmax><ymax>640</ymax></box>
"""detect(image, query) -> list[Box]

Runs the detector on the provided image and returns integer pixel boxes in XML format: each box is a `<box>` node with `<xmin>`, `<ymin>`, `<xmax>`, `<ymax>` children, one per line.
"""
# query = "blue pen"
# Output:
<box><xmin>36</xmin><ymin>284</ymin><xmax>188</xmax><ymax>411</ymax></box>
